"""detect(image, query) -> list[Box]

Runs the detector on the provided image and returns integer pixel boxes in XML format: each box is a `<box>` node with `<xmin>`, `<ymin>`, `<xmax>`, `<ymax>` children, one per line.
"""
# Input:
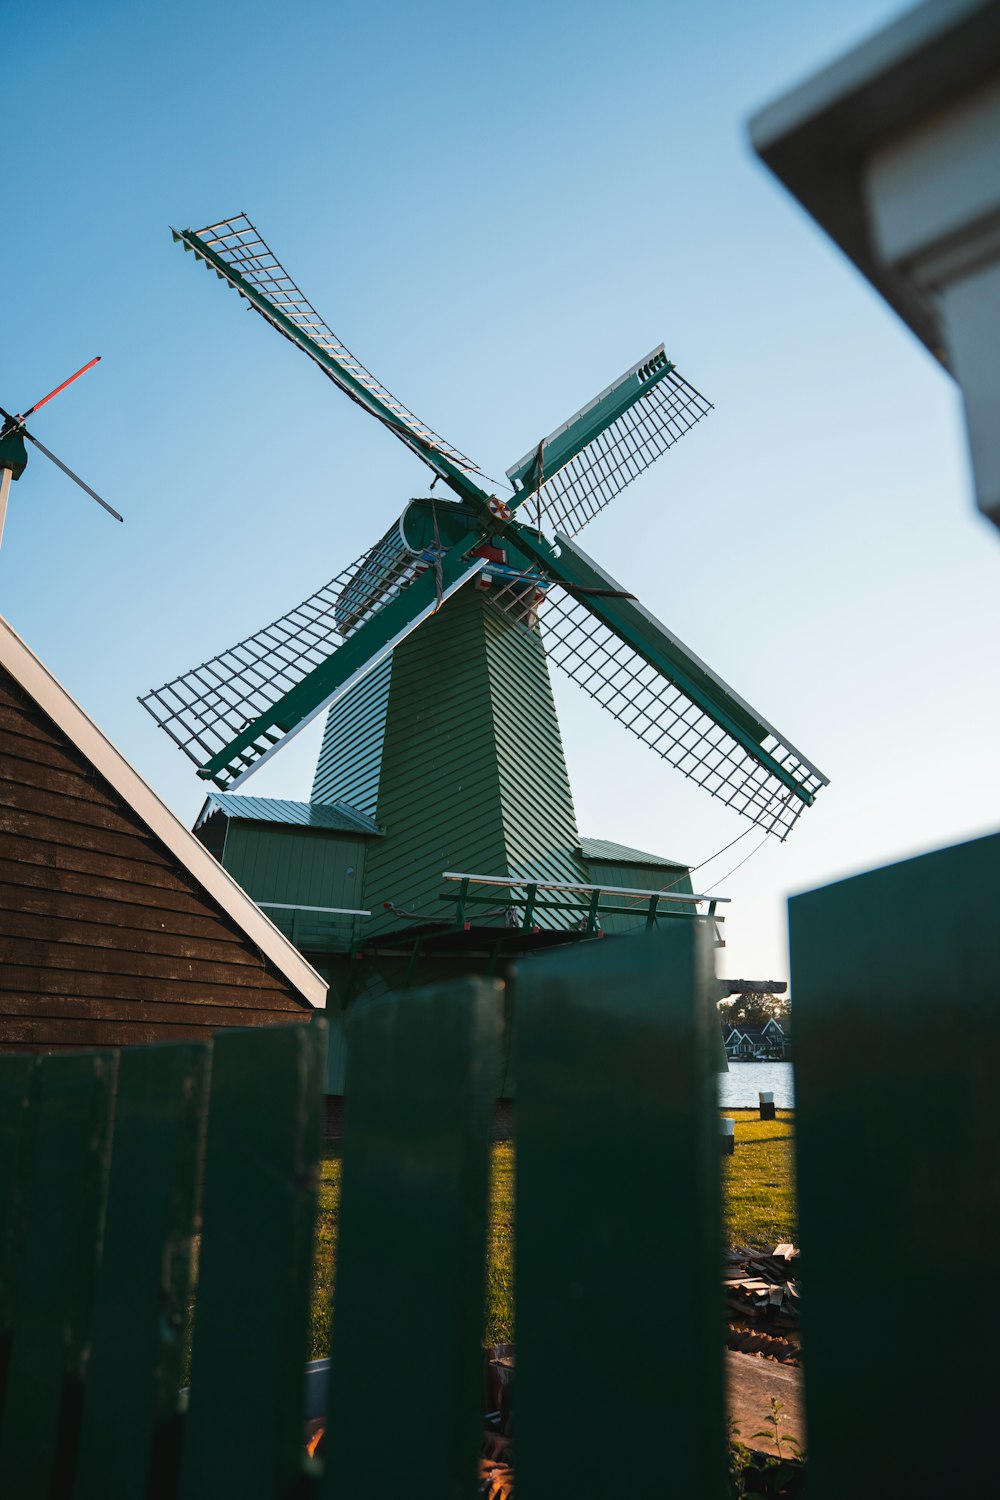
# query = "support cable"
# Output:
<box><xmin>699</xmin><ymin>831</ymin><xmax>772</xmax><ymax>895</ymax></box>
<box><xmin>616</xmin><ymin>824</ymin><xmax>757</xmax><ymax>907</ymax></box>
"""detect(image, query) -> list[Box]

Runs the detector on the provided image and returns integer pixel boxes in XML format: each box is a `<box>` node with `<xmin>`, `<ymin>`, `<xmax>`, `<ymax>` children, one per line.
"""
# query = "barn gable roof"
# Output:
<box><xmin>0</xmin><ymin>615</ymin><xmax>326</xmax><ymax>1009</ymax></box>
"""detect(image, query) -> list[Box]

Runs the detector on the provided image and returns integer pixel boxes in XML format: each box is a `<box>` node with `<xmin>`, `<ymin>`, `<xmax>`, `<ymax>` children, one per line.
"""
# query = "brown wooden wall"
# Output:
<box><xmin>0</xmin><ymin>665</ymin><xmax>314</xmax><ymax>1051</ymax></box>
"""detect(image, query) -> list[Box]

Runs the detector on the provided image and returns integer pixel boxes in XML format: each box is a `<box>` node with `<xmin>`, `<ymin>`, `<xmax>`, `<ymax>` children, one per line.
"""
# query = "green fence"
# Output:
<box><xmin>0</xmin><ymin>831</ymin><xmax>996</xmax><ymax>1498</ymax></box>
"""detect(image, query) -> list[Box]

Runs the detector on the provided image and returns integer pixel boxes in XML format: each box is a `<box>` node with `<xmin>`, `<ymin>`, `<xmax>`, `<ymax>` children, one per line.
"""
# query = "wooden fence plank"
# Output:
<box><xmin>73</xmin><ymin>1041</ymin><xmax>211</xmax><ymax>1500</ymax></box>
<box><xmin>0</xmin><ymin>1051</ymin><xmax>116</xmax><ymax>1500</ymax></box>
<box><xmin>178</xmin><ymin>1020</ymin><xmax>326</xmax><ymax>1500</ymax></box>
<box><xmin>0</xmin><ymin>1054</ymin><xmax>38</xmax><ymax>1416</ymax></box>
<box><xmin>513</xmin><ymin>926</ymin><xmax>726</xmax><ymax>1500</ymax></box>
<box><xmin>789</xmin><ymin>830</ymin><xmax>1000</xmax><ymax>1500</ymax></box>
<box><xmin>321</xmin><ymin>977</ymin><xmax>501</xmax><ymax>1500</ymax></box>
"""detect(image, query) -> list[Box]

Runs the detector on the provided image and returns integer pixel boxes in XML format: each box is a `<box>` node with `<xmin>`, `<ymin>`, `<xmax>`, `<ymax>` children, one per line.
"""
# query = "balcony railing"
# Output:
<box><xmin>440</xmin><ymin>872</ymin><xmax>729</xmax><ymax>944</ymax></box>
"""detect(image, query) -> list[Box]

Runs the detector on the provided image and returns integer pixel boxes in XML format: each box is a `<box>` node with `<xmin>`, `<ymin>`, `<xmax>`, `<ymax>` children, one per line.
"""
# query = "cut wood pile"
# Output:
<box><xmin>725</xmin><ymin>1242</ymin><xmax>800</xmax><ymax>1363</ymax></box>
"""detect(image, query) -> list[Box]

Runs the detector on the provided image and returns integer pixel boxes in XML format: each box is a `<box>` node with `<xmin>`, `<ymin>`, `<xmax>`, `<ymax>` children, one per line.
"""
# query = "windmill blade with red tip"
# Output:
<box><xmin>17</xmin><ymin>356</ymin><xmax>101</xmax><ymax>422</ymax></box>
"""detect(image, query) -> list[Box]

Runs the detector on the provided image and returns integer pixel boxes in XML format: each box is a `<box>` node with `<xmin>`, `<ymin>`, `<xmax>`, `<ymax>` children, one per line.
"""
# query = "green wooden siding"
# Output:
<box><xmin>312</xmin><ymin>654</ymin><xmax>392</xmax><ymax>817</ymax></box>
<box><xmin>582</xmin><ymin>861</ymin><xmax>694</xmax><ymax>935</ymax></box>
<box><xmin>484</xmin><ymin>596</ymin><xmax>590</xmax><ymax>902</ymax></box>
<box><xmin>221</xmin><ymin>824</ymin><xmax>367</xmax><ymax>912</ymax></box>
<box><xmin>360</xmin><ymin>587</ymin><xmax>509</xmax><ymax>937</ymax></box>
<box><xmin>360</xmin><ymin>585</ymin><xmax>587</xmax><ymax>938</ymax></box>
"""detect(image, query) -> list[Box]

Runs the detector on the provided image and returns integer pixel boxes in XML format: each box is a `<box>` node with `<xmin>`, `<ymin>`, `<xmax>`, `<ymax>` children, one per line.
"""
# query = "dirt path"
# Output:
<box><xmin>726</xmin><ymin>1350</ymin><xmax>804</xmax><ymax>1456</ymax></box>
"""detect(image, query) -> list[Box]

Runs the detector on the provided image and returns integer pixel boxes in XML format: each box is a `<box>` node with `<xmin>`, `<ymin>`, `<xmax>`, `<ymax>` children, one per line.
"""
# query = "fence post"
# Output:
<box><xmin>512</xmin><ymin>925</ymin><xmax>727</xmax><ymax>1500</ymax></box>
<box><xmin>0</xmin><ymin>1052</ymin><xmax>116</xmax><ymax>1500</ymax></box>
<box><xmin>73</xmin><ymin>1040</ymin><xmax>211</xmax><ymax>1500</ymax></box>
<box><xmin>178</xmin><ymin>1020</ymin><xmax>326</xmax><ymax>1500</ymax></box>
<box><xmin>789</xmin><ymin>830</ymin><xmax>1000</xmax><ymax>1500</ymax></box>
<box><xmin>321</xmin><ymin>977</ymin><xmax>501</xmax><ymax>1500</ymax></box>
<box><xmin>0</xmin><ymin>1055</ymin><xmax>37</xmax><ymax>1418</ymax></box>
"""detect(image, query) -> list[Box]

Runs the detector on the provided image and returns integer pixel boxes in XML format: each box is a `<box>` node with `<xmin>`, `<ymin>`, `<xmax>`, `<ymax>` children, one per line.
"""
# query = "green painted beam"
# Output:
<box><xmin>322</xmin><ymin>978</ymin><xmax>500</xmax><ymax>1499</ymax></box>
<box><xmin>512</xmin><ymin>926</ymin><xmax>726</xmax><ymax>1500</ymax></box>
<box><xmin>789</xmin><ymin>831</ymin><xmax>1000</xmax><ymax>1500</ymax></box>
<box><xmin>200</xmin><ymin>537</ymin><xmax>487</xmax><ymax>784</ymax></box>
<box><xmin>505</xmin><ymin>521</ymin><xmax>817</xmax><ymax>804</ymax></box>
<box><xmin>506</xmin><ymin>346</ymin><xmax>677</xmax><ymax>505</ymax></box>
<box><xmin>175</xmin><ymin>227</ymin><xmax>493</xmax><ymax>512</ymax></box>
<box><xmin>179</xmin><ymin>1021</ymin><xmax>326</xmax><ymax>1500</ymax></box>
<box><xmin>74</xmin><ymin>1041</ymin><xmax>211</xmax><ymax>1500</ymax></box>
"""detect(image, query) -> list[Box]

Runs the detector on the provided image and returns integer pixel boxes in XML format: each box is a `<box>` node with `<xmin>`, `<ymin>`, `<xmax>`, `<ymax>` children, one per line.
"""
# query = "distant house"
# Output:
<box><xmin>761</xmin><ymin>1016</ymin><xmax>792</xmax><ymax>1059</ymax></box>
<box><xmin>0</xmin><ymin>616</ymin><xmax>326</xmax><ymax>1052</ymax></box>
<box><xmin>723</xmin><ymin>1018</ymin><xmax>791</xmax><ymax>1061</ymax></box>
<box><xmin>724</xmin><ymin>1025</ymin><xmax>762</xmax><ymax>1060</ymax></box>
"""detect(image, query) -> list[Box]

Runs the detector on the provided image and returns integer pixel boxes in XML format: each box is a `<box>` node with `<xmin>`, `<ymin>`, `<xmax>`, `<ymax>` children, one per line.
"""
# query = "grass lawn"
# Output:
<box><xmin>722</xmin><ymin>1108</ymin><xmax>796</xmax><ymax>1250</ymax></box>
<box><xmin>309</xmin><ymin>1110</ymin><xmax>796</xmax><ymax>1357</ymax></box>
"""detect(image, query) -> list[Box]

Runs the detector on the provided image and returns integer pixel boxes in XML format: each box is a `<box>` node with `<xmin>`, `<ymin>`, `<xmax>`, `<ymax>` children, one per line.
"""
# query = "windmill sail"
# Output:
<box><xmin>141</xmin><ymin>532</ymin><xmax>486</xmax><ymax>789</ymax></box>
<box><xmin>173</xmin><ymin>215</ymin><xmax>489</xmax><ymax>503</ymax></box>
<box><xmin>485</xmin><ymin>532</ymin><xmax>828</xmax><ymax>839</ymax></box>
<box><xmin>506</xmin><ymin>346</ymin><xmax>712</xmax><ymax>537</ymax></box>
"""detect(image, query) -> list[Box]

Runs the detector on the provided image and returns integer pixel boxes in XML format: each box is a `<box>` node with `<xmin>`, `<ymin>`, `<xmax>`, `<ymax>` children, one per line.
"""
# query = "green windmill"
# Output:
<box><xmin>143</xmin><ymin>215</ymin><xmax>828</xmax><ymax>1018</ymax></box>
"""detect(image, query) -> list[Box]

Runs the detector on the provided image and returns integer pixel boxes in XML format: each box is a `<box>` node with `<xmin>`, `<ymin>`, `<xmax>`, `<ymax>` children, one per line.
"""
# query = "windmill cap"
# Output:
<box><xmin>0</xmin><ymin>426</ymin><xmax>28</xmax><ymax>481</ymax></box>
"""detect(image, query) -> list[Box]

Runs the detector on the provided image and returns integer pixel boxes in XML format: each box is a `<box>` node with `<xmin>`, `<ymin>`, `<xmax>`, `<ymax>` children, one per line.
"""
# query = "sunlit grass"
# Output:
<box><xmin>484</xmin><ymin>1140</ymin><xmax>514</xmax><ymax>1347</ymax></box>
<box><xmin>310</xmin><ymin>1143</ymin><xmax>342</xmax><ymax>1362</ymax></box>
<box><xmin>722</xmin><ymin>1108</ymin><xmax>796</xmax><ymax>1250</ymax></box>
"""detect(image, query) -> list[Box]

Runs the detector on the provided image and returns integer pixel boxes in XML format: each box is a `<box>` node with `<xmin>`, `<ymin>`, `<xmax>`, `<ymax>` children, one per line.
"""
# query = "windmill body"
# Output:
<box><xmin>150</xmin><ymin>215</ymin><xmax>829</xmax><ymax>1086</ymax></box>
<box><xmin>313</xmin><ymin>548</ymin><xmax>589</xmax><ymax>939</ymax></box>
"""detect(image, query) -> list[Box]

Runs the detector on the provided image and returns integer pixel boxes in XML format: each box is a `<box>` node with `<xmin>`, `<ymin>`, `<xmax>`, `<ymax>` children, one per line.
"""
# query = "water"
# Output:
<box><xmin>718</xmin><ymin>1060</ymin><xmax>794</xmax><ymax>1110</ymax></box>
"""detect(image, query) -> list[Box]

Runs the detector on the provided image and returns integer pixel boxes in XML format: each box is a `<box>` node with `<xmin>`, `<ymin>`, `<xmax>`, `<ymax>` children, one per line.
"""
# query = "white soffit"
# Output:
<box><xmin>748</xmin><ymin>0</ymin><xmax>1000</xmax><ymax>365</ymax></box>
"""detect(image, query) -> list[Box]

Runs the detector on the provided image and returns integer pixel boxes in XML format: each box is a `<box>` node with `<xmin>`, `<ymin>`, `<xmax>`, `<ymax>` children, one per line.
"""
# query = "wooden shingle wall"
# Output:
<box><xmin>0</xmin><ymin>666</ymin><xmax>312</xmax><ymax>1051</ymax></box>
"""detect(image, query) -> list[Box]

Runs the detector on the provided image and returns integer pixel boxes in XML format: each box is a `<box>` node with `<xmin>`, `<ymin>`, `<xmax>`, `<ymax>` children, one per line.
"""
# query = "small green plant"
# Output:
<box><xmin>752</xmin><ymin>1396</ymin><xmax>803</xmax><ymax>1462</ymax></box>
<box><xmin>727</xmin><ymin>1417</ymin><xmax>753</xmax><ymax>1498</ymax></box>
<box><xmin>729</xmin><ymin>1404</ymin><xmax>805</xmax><ymax>1499</ymax></box>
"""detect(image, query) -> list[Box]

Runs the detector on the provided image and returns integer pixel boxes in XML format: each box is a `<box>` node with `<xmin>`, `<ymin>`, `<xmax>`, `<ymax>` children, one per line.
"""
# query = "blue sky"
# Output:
<box><xmin>4</xmin><ymin>0</ymin><xmax>998</xmax><ymax>982</ymax></box>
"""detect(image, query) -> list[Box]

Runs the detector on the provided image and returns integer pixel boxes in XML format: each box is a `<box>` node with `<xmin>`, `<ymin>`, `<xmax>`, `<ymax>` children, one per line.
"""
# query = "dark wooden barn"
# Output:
<box><xmin>0</xmin><ymin>615</ymin><xmax>326</xmax><ymax>1051</ymax></box>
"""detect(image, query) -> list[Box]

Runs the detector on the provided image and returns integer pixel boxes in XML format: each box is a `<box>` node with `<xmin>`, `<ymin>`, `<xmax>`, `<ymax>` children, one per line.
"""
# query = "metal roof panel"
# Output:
<box><xmin>578</xmin><ymin>837</ymin><xmax>689</xmax><ymax>869</ymax></box>
<box><xmin>197</xmin><ymin>793</ymin><xmax>382</xmax><ymax>836</ymax></box>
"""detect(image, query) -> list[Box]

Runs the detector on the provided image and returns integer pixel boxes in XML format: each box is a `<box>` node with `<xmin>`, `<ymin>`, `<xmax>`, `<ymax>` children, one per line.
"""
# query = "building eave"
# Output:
<box><xmin>749</xmin><ymin>0</ymin><xmax>1000</xmax><ymax>367</ymax></box>
<box><xmin>0</xmin><ymin>615</ymin><xmax>328</xmax><ymax>1010</ymax></box>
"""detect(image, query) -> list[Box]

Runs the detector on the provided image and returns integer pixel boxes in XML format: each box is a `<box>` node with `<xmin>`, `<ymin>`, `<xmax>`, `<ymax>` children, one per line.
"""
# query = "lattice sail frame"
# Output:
<box><xmin>507</xmin><ymin>360</ymin><xmax>713</xmax><ymax>538</ymax></box>
<box><xmin>180</xmin><ymin>215</ymin><xmax>483</xmax><ymax>479</ymax></box>
<box><xmin>140</xmin><ymin>527</ymin><xmax>437</xmax><ymax>778</ymax></box>
<box><xmin>483</xmin><ymin>566</ymin><xmax>828</xmax><ymax>840</ymax></box>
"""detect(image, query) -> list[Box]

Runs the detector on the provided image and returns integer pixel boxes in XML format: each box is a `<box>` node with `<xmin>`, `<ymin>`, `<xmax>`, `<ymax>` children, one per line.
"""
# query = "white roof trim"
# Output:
<box><xmin>0</xmin><ymin>615</ymin><xmax>327</xmax><ymax>1010</ymax></box>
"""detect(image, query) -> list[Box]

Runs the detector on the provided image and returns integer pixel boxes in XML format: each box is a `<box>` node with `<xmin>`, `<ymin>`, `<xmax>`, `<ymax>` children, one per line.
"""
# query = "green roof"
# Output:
<box><xmin>578</xmin><ymin>837</ymin><xmax>688</xmax><ymax>869</ymax></box>
<box><xmin>196</xmin><ymin>794</ymin><xmax>382</xmax><ymax>836</ymax></box>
